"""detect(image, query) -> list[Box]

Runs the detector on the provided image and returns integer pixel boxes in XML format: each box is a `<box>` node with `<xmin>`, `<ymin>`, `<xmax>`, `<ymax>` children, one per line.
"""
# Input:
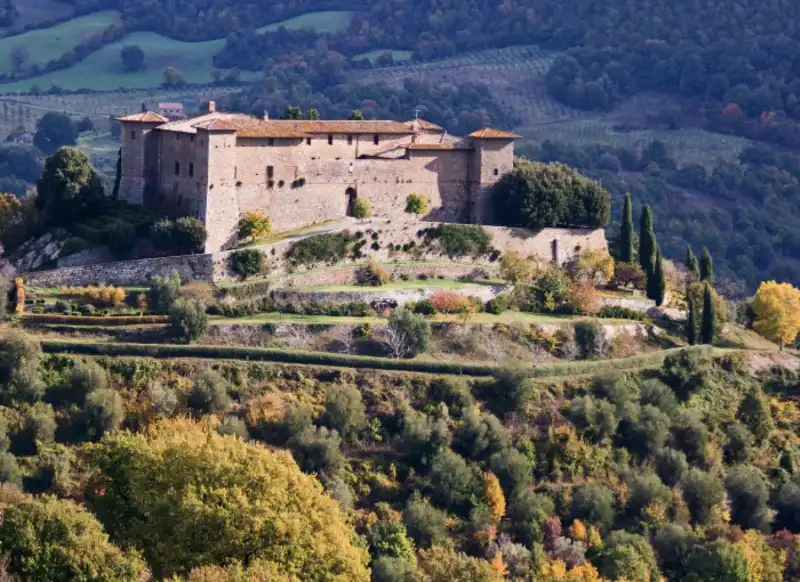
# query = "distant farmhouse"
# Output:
<box><xmin>157</xmin><ymin>102</ymin><xmax>186</xmax><ymax>121</ymax></box>
<box><xmin>117</xmin><ymin>102</ymin><xmax>519</xmax><ymax>253</ymax></box>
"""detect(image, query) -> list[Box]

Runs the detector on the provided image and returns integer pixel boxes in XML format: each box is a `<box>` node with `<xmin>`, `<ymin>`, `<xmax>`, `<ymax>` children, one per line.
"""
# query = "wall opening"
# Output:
<box><xmin>189</xmin><ymin>163</ymin><xmax>194</xmax><ymax>177</ymax></box>
<box><xmin>347</xmin><ymin>135</ymin><xmax>353</xmax><ymax>145</ymax></box>
<box><xmin>345</xmin><ymin>188</ymin><xmax>357</xmax><ymax>217</ymax></box>
<box><xmin>551</xmin><ymin>239</ymin><xmax>559</xmax><ymax>263</ymax></box>
<box><xmin>267</xmin><ymin>166</ymin><xmax>274</xmax><ymax>179</ymax></box>
<box><xmin>174</xmin><ymin>162</ymin><xmax>180</xmax><ymax>175</ymax></box>
<box><xmin>328</xmin><ymin>135</ymin><xmax>333</xmax><ymax>145</ymax></box>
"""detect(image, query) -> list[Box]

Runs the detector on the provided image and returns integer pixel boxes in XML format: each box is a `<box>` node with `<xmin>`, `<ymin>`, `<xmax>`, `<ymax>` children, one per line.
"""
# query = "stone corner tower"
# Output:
<box><xmin>116</xmin><ymin>111</ymin><xmax>169</xmax><ymax>206</ymax></box>
<box><xmin>467</xmin><ymin>128</ymin><xmax>520</xmax><ymax>225</ymax></box>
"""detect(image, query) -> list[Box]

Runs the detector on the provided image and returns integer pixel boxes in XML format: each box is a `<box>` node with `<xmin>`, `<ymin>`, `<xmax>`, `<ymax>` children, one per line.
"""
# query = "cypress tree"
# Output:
<box><xmin>638</xmin><ymin>204</ymin><xmax>656</xmax><ymax>277</ymax></box>
<box><xmin>686</xmin><ymin>293</ymin><xmax>698</xmax><ymax>345</ymax></box>
<box><xmin>700</xmin><ymin>247</ymin><xmax>714</xmax><ymax>284</ymax></box>
<box><xmin>619</xmin><ymin>193</ymin><xmax>635</xmax><ymax>263</ymax></box>
<box><xmin>686</xmin><ymin>246</ymin><xmax>699</xmax><ymax>280</ymax></box>
<box><xmin>647</xmin><ymin>247</ymin><xmax>666</xmax><ymax>305</ymax></box>
<box><xmin>701</xmin><ymin>283</ymin><xmax>716</xmax><ymax>344</ymax></box>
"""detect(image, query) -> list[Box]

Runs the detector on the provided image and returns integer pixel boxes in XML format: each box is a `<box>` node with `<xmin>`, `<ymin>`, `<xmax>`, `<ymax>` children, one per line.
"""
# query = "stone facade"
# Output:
<box><xmin>116</xmin><ymin>108</ymin><xmax>520</xmax><ymax>253</ymax></box>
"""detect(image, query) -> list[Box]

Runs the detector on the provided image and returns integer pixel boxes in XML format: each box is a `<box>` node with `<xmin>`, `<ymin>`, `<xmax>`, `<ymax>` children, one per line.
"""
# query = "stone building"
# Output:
<box><xmin>117</xmin><ymin>103</ymin><xmax>519</xmax><ymax>252</ymax></box>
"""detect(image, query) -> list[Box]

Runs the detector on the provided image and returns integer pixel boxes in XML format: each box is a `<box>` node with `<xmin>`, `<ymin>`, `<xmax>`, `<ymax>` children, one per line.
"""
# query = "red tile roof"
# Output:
<box><xmin>469</xmin><ymin>128</ymin><xmax>521</xmax><ymax>139</ymax></box>
<box><xmin>117</xmin><ymin>111</ymin><xmax>170</xmax><ymax>123</ymax></box>
<box><xmin>282</xmin><ymin>120</ymin><xmax>416</xmax><ymax>135</ymax></box>
<box><xmin>407</xmin><ymin>143</ymin><xmax>470</xmax><ymax>150</ymax></box>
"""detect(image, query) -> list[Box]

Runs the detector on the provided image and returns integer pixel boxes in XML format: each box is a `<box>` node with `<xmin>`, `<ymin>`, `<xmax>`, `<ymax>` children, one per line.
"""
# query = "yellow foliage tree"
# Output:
<box><xmin>483</xmin><ymin>472</ymin><xmax>506</xmax><ymax>522</ymax></box>
<box><xmin>538</xmin><ymin>559</ymin><xmax>604</xmax><ymax>582</ymax></box>
<box><xmin>237</xmin><ymin>211</ymin><xmax>273</xmax><ymax>242</ymax></box>
<box><xmin>489</xmin><ymin>553</ymin><xmax>507</xmax><ymax>575</ymax></box>
<box><xmin>13</xmin><ymin>276</ymin><xmax>24</xmax><ymax>315</ymax></box>
<box><xmin>586</xmin><ymin>525</ymin><xmax>603</xmax><ymax>550</ymax></box>
<box><xmin>84</xmin><ymin>419</ymin><xmax>370</xmax><ymax>580</ymax></box>
<box><xmin>416</xmin><ymin>547</ymin><xmax>504</xmax><ymax>582</ymax></box>
<box><xmin>568</xmin><ymin>519</ymin><xmax>587</xmax><ymax>541</ymax></box>
<box><xmin>753</xmin><ymin>281</ymin><xmax>800</xmax><ymax>350</ymax></box>
<box><xmin>499</xmin><ymin>251</ymin><xmax>537</xmax><ymax>283</ymax></box>
<box><xmin>736</xmin><ymin>530</ymin><xmax>785</xmax><ymax>582</ymax></box>
<box><xmin>186</xmin><ymin>560</ymin><xmax>300</xmax><ymax>582</ymax></box>
<box><xmin>574</xmin><ymin>249</ymin><xmax>615</xmax><ymax>283</ymax></box>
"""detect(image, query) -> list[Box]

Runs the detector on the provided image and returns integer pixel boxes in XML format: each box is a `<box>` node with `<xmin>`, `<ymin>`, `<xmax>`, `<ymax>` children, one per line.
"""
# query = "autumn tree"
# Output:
<box><xmin>499</xmin><ymin>251</ymin><xmax>536</xmax><ymax>283</ymax></box>
<box><xmin>83</xmin><ymin>419</ymin><xmax>370</xmax><ymax>580</ymax></box>
<box><xmin>352</xmin><ymin>198</ymin><xmax>372</xmax><ymax>220</ymax></box>
<box><xmin>752</xmin><ymin>281</ymin><xmax>800</xmax><ymax>349</ymax></box>
<box><xmin>405</xmin><ymin>193</ymin><xmax>429</xmax><ymax>216</ymax></box>
<box><xmin>484</xmin><ymin>472</ymin><xmax>506</xmax><ymax>522</ymax></box>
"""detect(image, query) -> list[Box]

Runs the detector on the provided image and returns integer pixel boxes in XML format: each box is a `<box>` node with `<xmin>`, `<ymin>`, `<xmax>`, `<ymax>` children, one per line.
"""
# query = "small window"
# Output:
<box><xmin>347</xmin><ymin>135</ymin><xmax>353</xmax><ymax>145</ymax></box>
<box><xmin>190</xmin><ymin>135</ymin><xmax>195</xmax><ymax>143</ymax></box>
<box><xmin>306</xmin><ymin>137</ymin><xmax>312</xmax><ymax>145</ymax></box>
<box><xmin>234</xmin><ymin>167</ymin><xmax>238</xmax><ymax>179</ymax></box>
<box><xmin>189</xmin><ymin>163</ymin><xmax>194</xmax><ymax>177</ymax></box>
<box><xmin>178</xmin><ymin>194</ymin><xmax>183</xmax><ymax>207</ymax></box>
<box><xmin>373</xmin><ymin>135</ymin><xmax>380</xmax><ymax>145</ymax></box>
<box><xmin>130</xmin><ymin>131</ymin><xmax>136</xmax><ymax>140</ymax></box>
<box><xmin>328</xmin><ymin>135</ymin><xmax>333</xmax><ymax>145</ymax></box>
<box><xmin>174</xmin><ymin>161</ymin><xmax>180</xmax><ymax>175</ymax></box>
<box><xmin>493</xmin><ymin>168</ymin><xmax>499</xmax><ymax>176</ymax></box>
<box><xmin>268</xmin><ymin>138</ymin><xmax>275</xmax><ymax>146</ymax></box>
<box><xmin>176</xmin><ymin>134</ymin><xmax>180</xmax><ymax>141</ymax></box>
<box><xmin>267</xmin><ymin>166</ymin><xmax>274</xmax><ymax>179</ymax></box>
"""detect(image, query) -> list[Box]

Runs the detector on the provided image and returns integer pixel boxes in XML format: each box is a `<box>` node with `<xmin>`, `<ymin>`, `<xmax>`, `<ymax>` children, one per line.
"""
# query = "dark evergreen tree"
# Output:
<box><xmin>647</xmin><ymin>247</ymin><xmax>666</xmax><ymax>306</ymax></box>
<box><xmin>700</xmin><ymin>247</ymin><xmax>714</xmax><ymax>284</ymax></box>
<box><xmin>619</xmin><ymin>193</ymin><xmax>634</xmax><ymax>263</ymax></box>
<box><xmin>686</xmin><ymin>293</ymin><xmax>698</xmax><ymax>345</ymax></box>
<box><xmin>701</xmin><ymin>283</ymin><xmax>716</xmax><ymax>344</ymax></box>
<box><xmin>686</xmin><ymin>247</ymin><xmax>699</xmax><ymax>280</ymax></box>
<box><xmin>638</xmin><ymin>204</ymin><xmax>656</xmax><ymax>277</ymax></box>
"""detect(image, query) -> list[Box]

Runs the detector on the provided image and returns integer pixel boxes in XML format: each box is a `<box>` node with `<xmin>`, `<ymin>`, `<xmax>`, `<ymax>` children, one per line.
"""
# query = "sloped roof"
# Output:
<box><xmin>407</xmin><ymin>143</ymin><xmax>470</xmax><ymax>150</ymax></box>
<box><xmin>408</xmin><ymin>118</ymin><xmax>444</xmax><ymax>132</ymax></box>
<box><xmin>282</xmin><ymin>120</ymin><xmax>417</xmax><ymax>135</ymax></box>
<box><xmin>117</xmin><ymin>111</ymin><xmax>169</xmax><ymax>123</ymax></box>
<box><xmin>469</xmin><ymin>128</ymin><xmax>521</xmax><ymax>139</ymax></box>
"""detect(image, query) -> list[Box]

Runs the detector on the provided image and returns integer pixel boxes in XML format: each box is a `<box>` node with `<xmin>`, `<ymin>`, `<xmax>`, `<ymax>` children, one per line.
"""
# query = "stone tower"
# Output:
<box><xmin>116</xmin><ymin>112</ymin><xmax>169</xmax><ymax>205</ymax></box>
<box><xmin>467</xmin><ymin>128</ymin><xmax>520</xmax><ymax>224</ymax></box>
<box><xmin>196</xmin><ymin>122</ymin><xmax>240</xmax><ymax>253</ymax></box>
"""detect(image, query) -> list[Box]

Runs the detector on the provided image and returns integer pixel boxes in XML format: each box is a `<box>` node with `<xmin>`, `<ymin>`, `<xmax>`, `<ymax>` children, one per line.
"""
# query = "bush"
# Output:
<box><xmin>0</xmin><ymin>451</ymin><xmax>21</xmax><ymax>486</ymax></box>
<box><xmin>287</xmin><ymin>425</ymin><xmax>344</xmax><ymax>481</ymax></box>
<box><xmin>403</xmin><ymin>496</ymin><xmax>449</xmax><ymax>549</ymax></box>
<box><xmin>680</xmin><ymin>468</ymin><xmax>725</xmax><ymax>525</ymax></box>
<box><xmin>12</xmin><ymin>402</ymin><xmax>56</xmax><ymax>456</ymax></box>
<box><xmin>413</xmin><ymin>299</ymin><xmax>438</xmax><ymax>315</ymax></box>
<box><xmin>230</xmin><ymin>249</ymin><xmax>264</xmax><ymax>279</ymax></box>
<box><xmin>151</xmin><ymin>217</ymin><xmax>207</xmax><ymax>254</ymax></box>
<box><xmin>598</xmin><ymin>305</ymin><xmax>643</xmax><ymax>320</ymax></box>
<box><xmin>188</xmin><ymin>370</ymin><xmax>231</xmax><ymax>415</ymax></box>
<box><xmin>489</xmin><ymin>448</ymin><xmax>534</xmax><ymax>493</ymax></box>
<box><xmin>775</xmin><ymin>481</ymin><xmax>800</xmax><ymax>531</ymax></box>
<box><xmin>355</xmin><ymin>260</ymin><xmax>388</xmax><ymax>286</ymax></box>
<box><xmin>150</xmin><ymin>218</ymin><xmax>174</xmax><ymax>250</ymax></box>
<box><xmin>0</xmin><ymin>330</ymin><xmax>43</xmax><ymax>405</ymax></box>
<box><xmin>571</xmin><ymin>484</ymin><xmax>615</xmax><ymax>531</ymax></box>
<box><xmin>405</xmin><ymin>193</ymin><xmax>429</xmax><ymax>215</ymax></box>
<box><xmin>368</xmin><ymin>521</ymin><xmax>416</xmax><ymax>562</ymax></box>
<box><xmin>384</xmin><ymin>308</ymin><xmax>431</xmax><ymax>358</ymax></box>
<box><xmin>574</xmin><ymin>320</ymin><xmax>607</xmax><ymax>359</ymax></box>
<box><xmin>724</xmin><ymin>423</ymin><xmax>754</xmax><ymax>464</ymax></box>
<box><xmin>237</xmin><ymin>211</ymin><xmax>272</xmax><ymax>241</ymax></box>
<box><xmin>429</xmin><ymin>290</ymin><xmax>470</xmax><ymax>314</ymax></box>
<box><xmin>508</xmin><ymin>490</ymin><xmax>555</xmax><ymax>545</ymax></box>
<box><xmin>569</xmin><ymin>396</ymin><xmax>617</xmax><ymax>443</ymax></box>
<box><xmin>595</xmin><ymin>530</ymin><xmax>660</xmax><ymax>582</ymax></box>
<box><xmin>66</xmin><ymin>360</ymin><xmax>108</xmax><ymax>405</ymax></box>
<box><xmin>149</xmin><ymin>270</ymin><xmax>182</xmax><ymax>313</ymax></box>
<box><xmin>672</xmin><ymin>411</ymin><xmax>710</xmax><ymax>465</ymax></box>
<box><xmin>452</xmin><ymin>408</ymin><xmax>509</xmax><ymax>461</ymax></box>
<box><xmin>655</xmin><ymin>448</ymin><xmax>689</xmax><ymax>487</ymax></box>
<box><xmin>625</xmin><ymin>473</ymin><xmax>671</xmax><ymax>519</ymax></box>
<box><xmin>321</xmin><ymin>384</ymin><xmax>366</xmax><ymax>444</ymax></box>
<box><xmin>425</xmin><ymin>224</ymin><xmax>492</xmax><ymax>258</ymax></box>
<box><xmin>485</xmin><ymin>294</ymin><xmax>510</xmax><ymax>314</ymax></box>
<box><xmin>617</xmin><ymin>404</ymin><xmax>671</xmax><ymax>459</ymax></box>
<box><xmin>725</xmin><ymin>465</ymin><xmax>770</xmax><ymax>531</ymax></box>
<box><xmin>429</xmin><ymin>449</ymin><xmax>479</xmax><ymax>509</ymax></box>
<box><xmin>486</xmin><ymin>366</ymin><xmax>535</xmax><ymax>417</ymax></box>
<box><xmin>168</xmin><ymin>298</ymin><xmax>209</xmax><ymax>343</ymax></box>
<box><xmin>107</xmin><ymin>220</ymin><xmax>136</xmax><ymax>258</ymax></box>
<box><xmin>286</xmin><ymin>231</ymin><xmax>357</xmax><ymax>268</ymax></box>
<box><xmin>499</xmin><ymin>251</ymin><xmax>536</xmax><ymax>283</ymax></box>
<box><xmin>83</xmin><ymin>388</ymin><xmax>125</xmax><ymax>441</ymax></box>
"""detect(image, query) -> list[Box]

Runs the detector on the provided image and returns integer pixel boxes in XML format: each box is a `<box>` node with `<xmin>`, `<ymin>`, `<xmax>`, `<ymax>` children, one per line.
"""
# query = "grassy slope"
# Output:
<box><xmin>299</xmin><ymin>279</ymin><xmax>499</xmax><ymax>292</ymax></box>
<box><xmin>0</xmin><ymin>10</ymin><xmax>354</xmax><ymax>92</ymax></box>
<box><xmin>0</xmin><ymin>10</ymin><xmax>120</xmax><ymax>73</ymax></box>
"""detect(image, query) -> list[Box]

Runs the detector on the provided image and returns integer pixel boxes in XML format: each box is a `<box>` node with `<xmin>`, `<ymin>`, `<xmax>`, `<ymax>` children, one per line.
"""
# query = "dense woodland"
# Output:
<box><xmin>516</xmin><ymin>140</ymin><xmax>800</xmax><ymax>293</ymax></box>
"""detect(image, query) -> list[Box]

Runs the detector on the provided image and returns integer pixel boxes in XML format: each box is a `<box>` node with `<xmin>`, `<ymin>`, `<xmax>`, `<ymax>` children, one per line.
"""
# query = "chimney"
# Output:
<box><xmin>208</xmin><ymin>101</ymin><xmax>216</xmax><ymax>113</ymax></box>
<box><xmin>263</xmin><ymin>110</ymin><xmax>269</xmax><ymax>120</ymax></box>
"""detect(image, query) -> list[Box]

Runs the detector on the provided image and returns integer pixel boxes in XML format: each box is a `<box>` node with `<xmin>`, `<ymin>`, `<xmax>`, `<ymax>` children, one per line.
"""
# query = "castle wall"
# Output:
<box><xmin>203</xmin><ymin>131</ymin><xmax>240</xmax><ymax>252</ymax></box>
<box><xmin>469</xmin><ymin>140</ymin><xmax>514</xmax><ymax>224</ymax></box>
<box><xmin>155</xmin><ymin>130</ymin><xmax>206</xmax><ymax>217</ymax></box>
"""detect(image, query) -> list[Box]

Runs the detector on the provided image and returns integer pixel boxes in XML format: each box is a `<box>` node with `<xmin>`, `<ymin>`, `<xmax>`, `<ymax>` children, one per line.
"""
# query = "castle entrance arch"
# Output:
<box><xmin>345</xmin><ymin>187</ymin><xmax>357</xmax><ymax>217</ymax></box>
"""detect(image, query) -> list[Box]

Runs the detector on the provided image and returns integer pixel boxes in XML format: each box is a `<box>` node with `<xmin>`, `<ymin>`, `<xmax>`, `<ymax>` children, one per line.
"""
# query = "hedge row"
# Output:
<box><xmin>24</xmin><ymin>314</ymin><xmax>168</xmax><ymax>326</ymax></box>
<box><xmin>39</xmin><ymin>340</ymin><xmax>713</xmax><ymax>378</ymax></box>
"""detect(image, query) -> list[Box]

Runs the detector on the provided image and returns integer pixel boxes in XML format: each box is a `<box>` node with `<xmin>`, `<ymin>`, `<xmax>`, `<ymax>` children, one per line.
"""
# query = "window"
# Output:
<box><xmin>493</xmin><ymin>168</ymin><xmax>499</xmax><ymax>176</ymax></box>
<box><xmin>347</xmin><ymin>135</ymin><xmax>353</xmax><ymax>145</ymax></box>
<box><xmin>176</xmin><ymin>134</ymin><xmax>180</xmax><ymax>141</ymax></box>
<box><xmin>267</xmin><ymin>166</ymin><xmax>274</xmax><ymax>179</ymax></box>
<box><xmin>373</xmin><ymin>135</ymin><xmax>380</xmax><ymax>145</ymax></box>
<box><xmin>130</xmin><ymin>131</ymin><xmax>136</xmax><ymax>140</ymax></box>
<box><xmin>190</xmin><ymin>135</ymin><xmax>195</xmax><ymax>143</ymax></box>
<box><xmin>268</xmin><ymin>138</ymin><xmax>275</xmax><ymax>146</ymax></box>
<box><xmin>306</xmin><ymin>137</ymin><xmax>312</xmax><ymax>145</ymax></box>
<box><xmin>234</xmin><ymin>167</ymin><xmax>238</xmax><ymax>180</ymax></box>
<box><xmin>189</xmin><ymin>163</ymin><xmax>194</xmax><ymax>177</ymax></box>
<box><xmin>178</xmin><ymin>194</ymin><xmax>183</xmax><ymax>207</ymax></box>
<box><xmin>328</xmin><ymin>135</ymin><xmax>333</xmax><ymax>145</ymax></box>
<box><xmin>174</xmin><ymin>162</ymin><xmax>180</xmax><ymax>175</ymax></box>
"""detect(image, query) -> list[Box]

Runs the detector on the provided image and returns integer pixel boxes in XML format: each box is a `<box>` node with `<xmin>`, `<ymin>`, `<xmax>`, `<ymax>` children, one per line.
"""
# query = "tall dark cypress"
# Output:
<box><xmin>701</xmin><ymin>283</ymin><xmax>716</xmax><ymax>344</ymax></box>
<box><xmin>647</xmin><ymin>247</ymin><xmax>666</xmax><ymax>306</ymax></box>
<box><xmin>619</xmin><ymin>193</ymin><xmax>635</xmax><ymax>263</ymax></box>
<box><xmin>638</xmin><ymin>204</ymin><xmax>656</xmax><ymax>277</ymax></box>
<box><xmin>700</xmin><ymin>246</ymin><xmax>714</xmax><ymax>284</ymax></box>
<box><xmin>686</xmin><ymin>246</ymin><xmax>699</xmax><ymax>280</ymax></box>
<box><xmin>686</xmin><ymin>293</ymin><xmax>698</xmax><ymax>345</ymax></box>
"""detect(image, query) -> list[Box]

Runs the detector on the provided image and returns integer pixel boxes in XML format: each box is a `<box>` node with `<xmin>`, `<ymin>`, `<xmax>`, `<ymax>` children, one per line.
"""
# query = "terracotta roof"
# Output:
<box><xmin>237</xmin><ymin>123</ymin><xmax>310</xmax><ymax>139</ymax></box>
<box><xmin>117</xmin><ymin>111</ymin><xmax>169</xmax><ymax>123</ymax></box>
<box><xmin>282</xmin><ymin>120</ymin><xmax>416</xmax><ymax>135</ymax></box>
<box><xmin>408</xmin><ymin>119</ymin><xmax>444</xmax><ymax>132</ymax></box>
<box><xmin>158</xmin><ymin>102</ymin><xmax>184</xmax><ymax>109</ymax></box>
<box><xmin>407</xmin><ymin>143</ymin><xmax>470</xmax><ymax>150</ymax></box>
<box><xmin>469</xmin><ymin>128</ymin><xmax>521</xmax><ymax>139</ymax></box>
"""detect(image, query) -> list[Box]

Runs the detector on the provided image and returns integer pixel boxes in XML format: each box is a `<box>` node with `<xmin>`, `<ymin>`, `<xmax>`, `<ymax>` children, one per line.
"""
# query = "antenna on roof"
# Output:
<box><xmin>413</xmin><ymin>105</ymin><xmax>426</xmax><ymax>120</ymax></box>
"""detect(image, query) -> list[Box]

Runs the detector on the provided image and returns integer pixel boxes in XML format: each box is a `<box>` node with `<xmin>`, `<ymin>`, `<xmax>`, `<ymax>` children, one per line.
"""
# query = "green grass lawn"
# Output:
<box><xmin>0</xmin><ymin>10</ymin><xmax>120</xmax><ymax>74</ymax></box>
<box><xmin>211</xmin><ymin>313</ymin><xmax>385</xmax><ymax>325</ymax></box>
<box><xmin>353</xmin><ymin>49</ymin><xmax>413</xmax><ymax>63</ymax></box>
<box><xmin>0</xmin><ymin>10</ymin><xmax>353</xmax><ymax>92</ymax></box>
<box><xmin>301</xmin><ymin>279</ymin><xmax>499</xmax><ymax>292</ymax></box>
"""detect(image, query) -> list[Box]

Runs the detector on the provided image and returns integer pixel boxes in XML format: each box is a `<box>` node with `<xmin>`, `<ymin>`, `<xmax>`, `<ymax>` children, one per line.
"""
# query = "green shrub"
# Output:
<box><xmin>485</xmin><ymin>294</ymin><xmax>510</xmax><ymax>314</ymax></box>
<box><xmin>368</xmin><ymin>521</ymin><xmax>416</xmax><ymax>562</ymax></box>
<box><xmin>425</xmin><ymin>224</ymin><xmax>492</xmax><ymax>258</ymax></box>
<box><xmin>0</xmin><ymin>330</ymin><xmax>44</xmax><ymax>405</ymax></box>
<box><xmin>150</xmin><ymin>218</ymin><xmax>174</xmax><ymax>250</ymax></box>
<box><xmin>172</xmin><ymin>217</ymin><xmax>207</xmax><ymax>254</ymax></box>
<box><xmin>188</xmin><ymin>370</ymin><xmax>231</xmax><ymax>415</ymax></box>
<box><xmin>0</xmin><ymin>451</ymin><xmax>21</xmax><ymax>486</ymax></box>
<box><xmin>598</xmin><ymin>305</ymin><xmax>643</xmax><ymax>320</ymax></box>
<box><xmin>595</xmin><ymin>530</ymin><xmax>660</xmax><ymax>582</ymax></box>
<box><xmin>574</xmin><ymin>320</ymin><xmax>607</xmax><ymax>359</ymax></box>
<box><xmin>385</xmin><ymin>308</ymin><xmax>431</xmax><ymax>358</ymax></box>
<box><xmin>230</xmin><ymin>249</ymin><xmax>264</xmax><ymax>279</ymax></box>
<box><xmin>429</xmin><ymin>449</ymin><xmax>479</xmax><ymax>509</ymax></box>
<box><xmin>681</xmin><ymin>468</ymin><xmax>725</xmax><ymax>525</ymax></box>
<box><xmin>508</xmin><ymin>490</ymin><xmax>555</xmax><ymax>545</ymax></box>
<box><xmin>83</xmin><ymin>388</ymin><xmax>125</xmax><ymax>441</ymax></box>
<box><xmin>107</xmin><ymin>220</ymin><xmax>136</xmax><ymax>258</ymax></box>
<box><xmin>724</xmin><ymin>423</ymin><xmax>754</xmax><ymax>464</ymax></box>
<box><xmin>413</xmin><ymin>299</ymin><xmax>438</xmax><ymax>315</ymax></box>
<box><xmin>571</xmin><ymin>484</ymin><xmax>615</xmax><ymax>531</ymax></box>
<box><xmin>569</xmin><ymin>395</ymin><xmax>617</xmax><ymax>443</ymax></box>
<box><xmin>321</xmin><ymin>384</ymin><xmax>366</xmax><ymax>444</ymax></box>
<box><xmin>485</xmin><ymin>366</ymin><xmax>535</xmax><ymax>417</ymax></box>
<box><xmin>287</xmin><ymin>425</ymin><xmax>344</xmax><ymax>481</ymax></box>
<box><xmin>286</xmin><ymin>231</ymin><xmax>357</xmax><ymax>268</ymax></box>
<box><xmin>725</xmin><ymin>465</ymin><xmax>770</xmax><ymax>531</ymax></box>
<box><xmin>66</xmin><ymin>360</ymin><xmax>108</xmax><ymax>406</ymax></box>
<box><xmin>403</xmin><ymin>495</ymin><xmax>449</xmax><ymax>549</ymax></box>
<box><xmin>149</xmin><ymin>270</ymin><xmax>182</xmax><ymax>313</ymax></box>
<box><xmin>11</xmin><ymin>402</ymin><xmax>56</xmax><ymax>456</ymax></box>
<box><xmin>452</xmin><ymin>408</ymin><xmax>509</xmax><ymax>461</ymax></box>
<box><xmin>405</xmin><ymin>193</ymin><xmax>429</xmax><ymax>215</ymax></box>
<box><xmin>60</xmin><ymin>237</ymin><xmax>92</xmax><ymax>256</ymax></box>
<box><xmin>168</xmin><ymin>298</ymin><xmax>209</xmax><ymax>343</ymax></box>
<box><xmin>655</xmin><ymin>448</ymin><xmax>689</xmax><ymax>487</ymax></box>
<box><xmin>489</xmin><ymin>447</ymin><xmax>534</xmax><ymax>493</ymax></box>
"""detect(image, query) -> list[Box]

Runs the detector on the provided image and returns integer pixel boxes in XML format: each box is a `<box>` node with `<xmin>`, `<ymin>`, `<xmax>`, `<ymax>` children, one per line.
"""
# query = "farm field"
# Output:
<box><xmin>0</xmin><ymin>9</ymin><xmax>353</xmax><ymax>92</ymax></box>
<box><xmin>353</xmin><ymin>49</ymin><xmax>413</xmax><ymax>63</ymax></box>
<box><xmin>0</xmin><ymin>10</ymin><xmax>120</xmax><ymax>74</ymax></box>
<box><xmin>0</xmin><ymin>0</ymin><xmax>76</xmax><ymax>36</ymax></box>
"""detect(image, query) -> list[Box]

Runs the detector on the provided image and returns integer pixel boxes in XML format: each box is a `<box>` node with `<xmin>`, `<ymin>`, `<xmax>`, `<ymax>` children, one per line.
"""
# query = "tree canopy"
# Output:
<box><xmin>35</xmin><ymin>147</ymin><xmax>103</xmax><ymax>227</ymax></box>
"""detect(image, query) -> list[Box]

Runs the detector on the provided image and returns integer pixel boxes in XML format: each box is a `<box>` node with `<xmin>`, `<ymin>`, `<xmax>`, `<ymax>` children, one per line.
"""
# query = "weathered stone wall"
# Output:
<box><xmin>272</xmin><ymin>283</ymin><xmax>508</xmax><ymax>307</ymax></box>
<box><xmin>155</xmin><ymin>128</ymin><xmax>206</xmax><ymax>218</ymax></box>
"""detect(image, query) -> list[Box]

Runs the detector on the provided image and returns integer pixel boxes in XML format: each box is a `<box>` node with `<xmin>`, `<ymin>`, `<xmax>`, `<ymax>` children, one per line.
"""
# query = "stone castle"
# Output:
<box><xmin>117</xmin><ymin>102</ymin><xmax>519</xmax><ymax>252</ymax></box>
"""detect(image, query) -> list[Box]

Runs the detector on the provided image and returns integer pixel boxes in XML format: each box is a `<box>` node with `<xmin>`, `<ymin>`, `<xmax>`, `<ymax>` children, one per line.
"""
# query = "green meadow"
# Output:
<box><xmin>0</xmin><ymin>10</ymin><xmax>354</xmax><ymax>92</ymax></box>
